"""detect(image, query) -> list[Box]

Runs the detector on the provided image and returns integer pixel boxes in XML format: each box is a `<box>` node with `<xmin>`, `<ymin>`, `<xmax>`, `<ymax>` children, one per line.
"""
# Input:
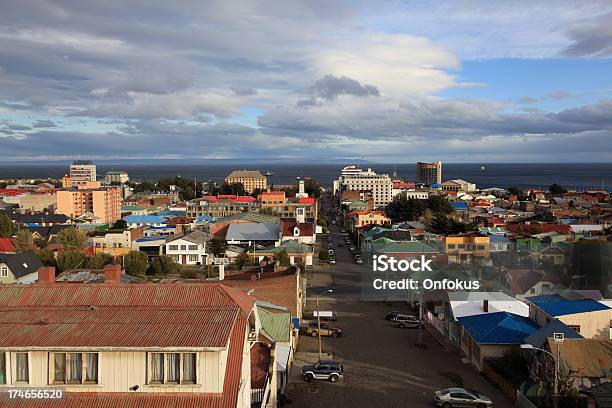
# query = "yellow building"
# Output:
<box><xmin>444</xmin><ymin>235</ymin><xmax>490</xmax><ymax>264</ymax></box>
<box><xmin>225</xmin><ymin>170</ymin><xmax>267</xmax><ymax>193</ymax></box>
<box><xmin>349</xmin><ymin>210</ymin><xmax>391</xmax><ymax>230</ymax></box>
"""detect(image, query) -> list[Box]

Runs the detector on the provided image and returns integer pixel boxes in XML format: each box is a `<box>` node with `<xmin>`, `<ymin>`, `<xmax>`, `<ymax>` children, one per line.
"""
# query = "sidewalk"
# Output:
<box><xmin>423</xmin><ymin>321</ymin><xmax>457</xmax><ymax>352</ymax></box>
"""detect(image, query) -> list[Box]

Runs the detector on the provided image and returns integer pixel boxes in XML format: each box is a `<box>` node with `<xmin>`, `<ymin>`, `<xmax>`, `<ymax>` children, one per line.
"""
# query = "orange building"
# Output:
<box><xmin>348</xmin><ymin>210</ymin><xmax>391</xmax><ymax>230</ymax></box>
<box><xmin>56</xmin><ymin>184</ymin><xmax>122</xmax><ymax>224</ymax></box>
<box><xmin>444</xmin><ymin>235</ymin><xmax>490</xmax><ymax>264</ymax></box>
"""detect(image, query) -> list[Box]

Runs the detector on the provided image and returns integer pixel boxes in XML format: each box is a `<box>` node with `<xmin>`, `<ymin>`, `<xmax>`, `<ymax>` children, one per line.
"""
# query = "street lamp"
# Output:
<box><xmin>316</xmin><ymin>289</ymin><xmax>333</xmax><ymax>361</ymax></box>
<box><xmin>521</xmin><ymin>344</ymin><xmax>560</xmax><ymax>408</ymax></box>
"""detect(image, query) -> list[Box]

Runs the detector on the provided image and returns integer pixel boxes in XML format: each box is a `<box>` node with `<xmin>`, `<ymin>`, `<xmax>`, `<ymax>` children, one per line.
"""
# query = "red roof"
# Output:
<box><xmin>0</xmin><ymin>315</ymin><xmax>248</xmax><ymax>408</ymax></box>
<box><xmin>0</xmin><ymin>237</ymin><xmax>15</xmax><ymax>252</ymax></box>
<box><xmin>281</xmin><ymin>221</ymin><xmax>314</xmax><ymax>237</ymax></box>
<box><xmin>506</xmin><ymin>223</ymin><xmax>572</xmax><ymax>235</ymax></box>
<box><xmin>297</xmin><ymin>197</ymin><xmax>316</xmax><ymax>204</ymax></box>
<box><xmin>0</xmin><ymin>189</ymin><xmax>32</xmax><ymax>196</ymax></box>
<box><xmin>200</xmin><ymin>195</ymin><xmax>256</xmax><ymax>203</ymax></box>
<box><xmin>222</xmin><ymin>274</ymin><xmax>299</xmax><ymax>317</ymax></box>
<box><xmin>0</xmin><ymin>283</ymin><xmax>255</xmax><ymax>349</ymax></box>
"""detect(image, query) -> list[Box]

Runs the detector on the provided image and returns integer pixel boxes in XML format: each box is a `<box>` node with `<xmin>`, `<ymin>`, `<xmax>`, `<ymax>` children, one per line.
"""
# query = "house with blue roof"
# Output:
<box><xmin>450</xmin><ymin>201</ymin><xmax>468</xmax><ymax>212</ymax></box>
<box><xmin>457</xmin><ymin>311</ymin><xmax>539</xmax><ymax>371</ymax></box>
<box><xmin>527</xmin><ymin>296</ymin><xmax>612</xmax><ymax>340</ymax></box>
<box><xmin>123</xmin><ymin>215</ymin><xmax>167</xmax><ymax>228</ymax></box>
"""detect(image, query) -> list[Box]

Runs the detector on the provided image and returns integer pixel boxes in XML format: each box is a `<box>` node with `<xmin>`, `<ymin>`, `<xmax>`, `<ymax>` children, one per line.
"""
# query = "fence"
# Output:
<box><xmin>482</xmin><ymin>359</ymin><xmax>518</xmax><ymax>403</ymax></box>
<box><xmin>425</xmin><ymin>311</ymin><xmax>444</xmax><ymax>335</ymax></box>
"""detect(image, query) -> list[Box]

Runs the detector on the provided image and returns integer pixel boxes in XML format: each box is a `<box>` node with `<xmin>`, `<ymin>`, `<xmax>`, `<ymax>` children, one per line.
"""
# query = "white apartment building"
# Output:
<box><xmin>104</xmin><ymin>170</ymin><xmax>129</xmax><ymax>185</ymax></box>
<box><xmin>69</xmin><ymin>160</ymin><xmax>97</xmax><ymax>186</ymax></box>
<box><xmin>333</xmin><ymin>166</ymin><xmax>393</xmax><ymax>208</ymax></box>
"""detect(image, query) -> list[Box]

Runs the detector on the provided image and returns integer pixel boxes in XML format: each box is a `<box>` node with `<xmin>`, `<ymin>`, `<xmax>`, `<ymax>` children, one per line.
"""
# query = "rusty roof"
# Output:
<box><xmin>0</xmin><ymin>282</ymin><xmax>255</xmax><ymax>349</ymax></box>
<box><xmin>0</xmin><ymin>314</ymin><xmax>248</xmax><ymax>408</ymax></box>
<box><xmin>548</xmin><ymin>338</ymin><xmax>612</xmax><ymax>378</ymax></box>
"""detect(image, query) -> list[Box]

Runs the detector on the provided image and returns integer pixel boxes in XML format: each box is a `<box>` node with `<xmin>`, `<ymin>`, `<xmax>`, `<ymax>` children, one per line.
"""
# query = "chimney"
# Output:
<box><xmin>104</xmin><ymin>264</ymin><xmax>122</xmax><ymax>284</ymax></box>
<box><xmin>38</xmin><ymin>266</ymin><xmax>56</xmax><ymax>284</ymax></box>
<box><xmin>483</xmin><ymin>299</ymin><xmax>489</xmax><ymax>313</ymax></box>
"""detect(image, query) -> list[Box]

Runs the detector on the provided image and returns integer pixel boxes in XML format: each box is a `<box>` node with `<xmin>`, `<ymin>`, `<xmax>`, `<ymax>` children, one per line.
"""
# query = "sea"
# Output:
<box><xmin>0</xmin><ymin>162</ymin><xmax>610</xmax><ymax>190</ymax></box>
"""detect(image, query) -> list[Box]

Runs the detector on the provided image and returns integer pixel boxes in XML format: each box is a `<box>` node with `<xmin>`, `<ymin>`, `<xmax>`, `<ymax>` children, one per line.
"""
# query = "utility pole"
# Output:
<box><xmin>316</xmin><ymin>289</ymin><xmax>332</xmax><ymax>361</ymax></box>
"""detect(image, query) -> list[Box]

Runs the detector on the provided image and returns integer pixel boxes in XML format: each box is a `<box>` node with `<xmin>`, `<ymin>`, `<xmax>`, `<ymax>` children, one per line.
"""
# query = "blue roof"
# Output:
<box><xmin>457</xmin><ymin>312</ymin><xmax>539</xmax><ymax>344</ymax></box>
<box><xmin>135</xmin><ymin>236</ymin><xmax>166</xmax><ymax>242</ymax></box>
<box><xmin>489</xmin><ymin>235</ymin><xmax>513</xmax><ymax>243</ymax></box>
<box><xmin>528</xmin><ymin>294</ymin><xmax>566</xmax><ymax>302</ymax></box>
<box><xmin>529</xmin><ymin>298</ymin><xmax>610</xmax><ymax>317</ymax></box>
<box><xmin>450</xmin><ymin>202</ymin><xmax>468</xmax><ymax>210</ymax></box>
<box><xmin>524</xmin><ymin>320</ymin><xmax>582</xmax><ymax>348</ymax></box>
<box><xmin>123</xmin><ymin>215</ymin><xmax>167</xmax><ymax>223</ymax></box>
<box><xmin>196</xmin><ymin>215</ymin><xmax>216</xmax><ymax>223</ymax></box>
<box><xmin>146</xmin><ymin>225</ymin><xmax>173</xmax><ymax>230</ymax></box>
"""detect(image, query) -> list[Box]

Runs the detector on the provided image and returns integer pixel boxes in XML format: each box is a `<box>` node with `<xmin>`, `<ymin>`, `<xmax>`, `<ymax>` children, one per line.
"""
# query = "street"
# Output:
<box><xmin>286</xmin><ymin>224</ymin><xmax>514</xmax><ymax>408</ymax></box>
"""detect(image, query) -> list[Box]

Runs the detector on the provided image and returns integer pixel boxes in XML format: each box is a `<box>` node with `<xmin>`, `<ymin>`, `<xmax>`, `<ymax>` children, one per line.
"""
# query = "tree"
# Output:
<box><xmin>85</xmin><ymin>253</ymin><xmax>114</xmax><ymax>269</ymax></box>
<box><xmin>123</xmin><ymin>251</ymin><xmax>149</xmax><ymax>276</ymax></box>
<box><xmin>57</xmin><ymin>250</ymin><xmax>86</xmax><ymax>272</ymax></box>
<box><xmin>34</xmin><ymin>237</ymin><xmax>48</xmax><ymax>249</ymax></box>
<box><xmin>318</xmin><ymin>249</ymin><xmax>329</xmax><ymax>261</ymax></box>
<box><xmin>275</xmin><ymin>249</ymin><xmax>291</xmax><ymax>267</ymax></box>
<box><xmin>37</xmin><ymin>248</ymin><xmax>57</xmax><ymax>267</ymax></box>
<box><xmin>112</xmin><ymin>219</ymin><xmax>127</xmax><ymax>230</ymax></box>
<box><xmin>549</xmin><ymin>183</ymin><xmax>568</xmax><ymax>196</ymax></box>
<box><xmin>13</xmin><ymin>229</ymin><xmax>34</xmax><ymax>252</ymax></box>
<box><xmin>430</xmin><ymin>215</ymin><xmax>473</xmax><ymax>235</ymax></box>
<box><xmin>209</xmin><ymin>236</ymin><xmax>228</xmax><ymax>257</ymax></box>
<box><xmin>235</xmin><ymin>252</ymin><xmax>252</xmax><ymax>268</ymax></box>
<box><xmin>0</xmin><ymin>214</ymin><xmax>15</xmax><ymax>238</ymax></box>
<box><xmin>58</xmin><ymin>227</ymin><xmax>87</xmax><ymax>251</ymax></box>
<box><xmin>148</xmin><ymin>257</ymin><xmax>163</xmax><ymax>276</ymax></box>
<box><xmin>507</xmin><ymin>186</ymin><xmax>527</xmax><ymax>201</ymax></box>
<box><xmin>158</xmin><ymin>255</ymin><xmax>181</xmax><ymax>276</ymax></box>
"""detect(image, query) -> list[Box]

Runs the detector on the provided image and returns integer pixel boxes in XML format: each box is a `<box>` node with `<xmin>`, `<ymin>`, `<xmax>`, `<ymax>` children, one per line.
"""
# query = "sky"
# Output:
<box><xmin>0</xmin><ymin>0</ymin><xmax>612</xmax><ymax>163</ymax></box>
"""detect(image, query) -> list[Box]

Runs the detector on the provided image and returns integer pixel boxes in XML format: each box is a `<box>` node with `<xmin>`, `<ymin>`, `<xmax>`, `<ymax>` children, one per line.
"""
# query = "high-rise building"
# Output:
<box><xmin>104</xmin><ymin>170</ymin><xmax>129</xmax><ymax>185</ymax></box>
<box><xmin>56</xmin><ymin>184</ymin><xmax>122</xmax><ymax>224</ymax></box>
<box><xmin>333</xmin><ymin>166</ymin><xmax>393</xmax><ymax>208</ymax></box>
<box><xmin>225</xmin><ymin>170</ymin><xmax>267</xmax><ymax>193</ymax></box>
<box><xmin>416</xmin><ymin>161</ymin><xmax>442</xmax><ymax>185</ymax></box>
<box><xmin>69</xmin><ymin>160</ymin><xmax>97</xmax><ymax>186</ymax></box>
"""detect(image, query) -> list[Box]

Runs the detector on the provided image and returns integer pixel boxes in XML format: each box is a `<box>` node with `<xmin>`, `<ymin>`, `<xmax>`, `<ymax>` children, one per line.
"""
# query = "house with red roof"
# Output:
<box><xmin>281</xmin><ymin>220</ymin><xmax>316</xmax><ymax>245</ymax></box>
<box><xmin>0</xmin><ymin>237</ymin><xmax>15</xmax><ymax>253</ymax></box>
<box><xmin>0</xmin><ymin>264</ymin><xmax>268</xmax><ymax>408</ymax></box>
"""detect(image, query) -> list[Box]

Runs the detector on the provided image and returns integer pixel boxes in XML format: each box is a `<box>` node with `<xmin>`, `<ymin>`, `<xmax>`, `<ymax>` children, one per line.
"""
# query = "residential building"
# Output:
<box><xmin>281</xmin><ymin>220</ymin><xmax>315</xmax><ymax>245</ymax></box>
<box><xmin>0</xmin><ymin>265</ymin><xmax>259</xmax><ymax>408</ymax></box>
<box><xmin>164</xmin><ymin>230</ymin><xmax>209</xmax><ymax>265</ymax></box>
<box><xmin>225</xmin><ymin>170</ymin><xmax>267</xmax><ymax>193</ymax></box>
<box><xmin>0</xmin><ymin>238</ymin><xmax>15</xmax><ymax>253</ymax></box>
<box><xmin>0</xmin><ymin>251</ymin><xmax>43</xmax><ymax>284</ymax></box>
<box><xmin>442</xmin><ymin>179</ymin><xmax>476</xmax><ymax>193</ymax></box>
<box><xmin>225</xmin><ymin>223</ymin><xmax>281</xmax><ymax>247</ymax></box>
<box><xmin>89</xmin><ymin>229</ymin><xmax>143</xmax><ymax>258</ymax></box>
<box><xmin>340</xmin><ymin>190</ymin><xmax>374</xmax><ymax>210</ymax></box>
<box><xmin>104</xmin><ymin>170</ymin><xmax>129</xmax><ymax>185</ymax></box>
<box><xmin>251</xmin><ymin>240</ymin><xmax>314</xmax><ymax>266</ymax></box>
<box><xmin>69</xmin><ymin>160</ymin><xmax>97</xmax><ymax>187</ymax></box>
<box><xmin>444</xmin><ymin>235</ymin><xmax>490</xmax><ymax>264</ymax></box>
<box><xmin>123</xmin><ymin>215</ymin><xmax>167</xmax><ymax>228</ymax></box>
<box><xmin>260</xmin><ymin>191</ymin><xmax>318</xmax><ymax>223</ymax></box>
<box><xmin>348</xmin><ymin>210</ymin><xmax>391</xmax><ymax>230</ymax></box>
<box><xmin>16</xmin><ymin>192</ymin><xmax>57</xmax><ymax>212</ymax></box>
<box><xmin>333</xmin><ymin>166</ymin><xmax>393</xmax><ymax>208</ymax></box>
<box><xmin>186</xmin><ymin>195</ymin><xmax>259</xmax><ymax>219</ymax></box>
<box><xmin>488</xmin><ymin>235</ymin><xmax>514</xmax><ymax>252</ymax></box>
<box><xmin>132</xmin><ymin>236</ymin><xmax>166</xmax><ymax>257</ymax></box>
<box><xmin>527</xmin><ymin>295</ymin><xmax>612</xmax><ymax>339</ymax></box>
<box><xmin>56</xmin><ymin>185</ymin><xmax>122</xmax><ymax>225</ymax></box>
<box><xmin>457</xmin><ymin>311</ymin><xmax>539</xmax><ymax>371</ymax></box>
<box><xmin>505</xmin><ymin>269</ymin><xmax>563</xmax><ymax>300</ymax></box>
<box><xmin>416</xmin><ymin>161</ymin><xmax>442</xmax><ymax>185</ymax></box>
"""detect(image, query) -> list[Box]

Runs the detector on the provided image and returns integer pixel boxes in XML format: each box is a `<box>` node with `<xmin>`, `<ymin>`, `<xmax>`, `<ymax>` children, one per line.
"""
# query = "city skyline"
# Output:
<box><xmin>1</xmin><ymin>1</ymin><xmax>612</xmax><ymax>162</ymax></box>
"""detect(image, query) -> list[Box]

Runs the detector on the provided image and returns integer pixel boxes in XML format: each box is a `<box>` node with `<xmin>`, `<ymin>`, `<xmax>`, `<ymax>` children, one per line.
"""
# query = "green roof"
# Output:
<box><xmin>362</xmin><ymin>227</ymin><xmax>393</xmax><ymax>238</ymax></box>
<box><xmin>258</xmin><ymin>307</ymin><xmax>291</xmax><ymax>342</ymax></box>
<box><xmin>121</xmin><ymin>205</ymin><xmax>145</xmax><ymax>211</ymax></box>
<box><xmin>371</xmin><ymin>238</ymin><xmax>438</xmax><ymax>254</ymax></box>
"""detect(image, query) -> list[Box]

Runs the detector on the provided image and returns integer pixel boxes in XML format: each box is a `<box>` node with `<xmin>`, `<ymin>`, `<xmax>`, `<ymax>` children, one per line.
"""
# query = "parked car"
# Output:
<box><xmin>392</xmin><ymin>314</ymin><xmax>419</xmax><ymax>323</ymax></box>
<box><xmin>301</xmin><ymin>360</ymin><xmax>344</xmax><ymax>383</ymax></box>
<box><xmin>394</xmin><ymin>318</ymin><xmax>419</xmax><ymax>329</ymax></box>
<box><xmin>355</xmin><ymin>258</ymin><xmax>363</xmax><ymax>265</ymax></box>
<box><xmin>328</xmin><ymin>259</ymin><xmax>336</xmax><ymax>265</ymax></box>
<box><xmin>306</xmin><ymin>321</ymin><xmax>343</xmax><ymax>337</ymax></box>
<box><xmin>385</xmin><ymin>311</ymin><xmax>402</xmax><ymax>320</ymax></box>
<box><xmin>433</xmin><ymin>388</ymin><xmax>493</xmax><ymax>407</ymax></box>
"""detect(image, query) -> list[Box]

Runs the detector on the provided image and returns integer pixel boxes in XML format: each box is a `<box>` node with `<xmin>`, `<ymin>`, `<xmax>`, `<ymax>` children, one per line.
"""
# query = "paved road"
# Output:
<box><xmin>286</xmin><ymin>224</ymin><xmax>514</xmax><ymax>408</ymax></box>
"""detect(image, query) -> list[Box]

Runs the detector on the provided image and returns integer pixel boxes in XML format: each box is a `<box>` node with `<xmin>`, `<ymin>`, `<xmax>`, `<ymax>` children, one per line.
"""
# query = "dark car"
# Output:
<box><xmin>433</xmin><ymin>387</ymin><xmax>493</xmax><ymax>407</ymax></box>
<box><xmin>385</xmin><ymin>311</ymin><xmax>402</xmax><ymax>320</ymax></box>
<box><xmin>301</xmin><ymin>360</ymin><xmax>344</xmax><ymax>383</ymax></box>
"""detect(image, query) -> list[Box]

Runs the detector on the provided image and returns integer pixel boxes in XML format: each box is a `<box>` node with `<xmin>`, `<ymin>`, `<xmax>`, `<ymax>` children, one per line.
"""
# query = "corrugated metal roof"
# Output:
<box><xmin>0</xmin><ymin>314</ymin><xmax>248</xmax><ymax>408</ymax></box>
<box><xmin>258</xmin><ymin>307</ymin><xmax>291</xmax><ymax>342</ymax></box>
<box><xmin>0</xmin><ymin>283</ymin><xmax>255</xmax><ymax>349</ymax></box>
<box><xmin>530</xmin><ymin>298</ymin><xmax>611</xmax><ymax>316</ymax></box>
<box><xmin>225</xmin><ymin>223</ymin><xmax>280</xmax><ymax>241</ymax></box>
<box><xmin>548</xmin><ymin>338</ymin><xmax>612</xmax><ymax>378</ymax></box>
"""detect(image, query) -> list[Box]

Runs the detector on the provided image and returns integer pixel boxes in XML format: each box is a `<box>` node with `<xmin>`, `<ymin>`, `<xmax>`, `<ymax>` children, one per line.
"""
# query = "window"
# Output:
<box><xmin>568</xmin><ymin>325</ymin><xmax>581</xmax><ymax>333</ymax></box>
<box><xmin>180</xmin><ymin>245</ymin><xmax>187</xmax><ymax>251</ymax></box>
<box><xmin>51</xmin><ymin>352</ymin><xmax>98</xmax><ymax>384</ymax></box>
<box><xmin>0</xmin><ymin>352</ymin><xmax>5</xmax><ymax>384</ymax></box>
<box><xmin>16</xmin><ymin>353</ymin><xmax>29</xmax><ymax>383</ymax></box>
<box><xmin>0</xmin><ymin>266</ymin><xmax>8</xmax><ymax>277</ymax></box>
<box><xmin>188</xmin><ymin>254</ymin><xmax>198</xmax><ymax>262</ymax></box>
<box><xmin>447</xmin><ymin>244</ymin><xmax>456</xmax><ymax>249</ymax></box>
<box><xmin>168</xmin><ymin>245</ymin><xmax>179</xmax><ymax>251</ymax></box>
<box><xmin>188</xmin><ymin>245</ymin><xmax>198</xmax><ymax>251</ymax></box>
<box><xmin>148</xmin><ymin>353</ymin><xmax>197</xmax><ymax>385</ymax></box>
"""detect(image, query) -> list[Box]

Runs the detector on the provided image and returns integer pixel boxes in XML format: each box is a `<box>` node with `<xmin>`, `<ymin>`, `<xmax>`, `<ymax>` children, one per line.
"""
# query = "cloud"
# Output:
<box><xmin>307</xmin><ymin>74</ymin><xmax>379</xmax><ymax>99</ymax></box>
<box><xmin>562</xmin><ymin>11</ymin><xmax>612</xmax><ymax>57</ymax></box>
<box><xmin>32</xmin><ymin>119</ymin><xmax>57</xmax><ymax>128</ymax></box>
<box><xmin>231</xmin><ymin>87</ymin><xmax>257</xmax><ymax>96</ymax></box>
<box><xmin>5</xmin><ymin>124</ymin><xmax>31</xmax><ymax>131</ymax></box>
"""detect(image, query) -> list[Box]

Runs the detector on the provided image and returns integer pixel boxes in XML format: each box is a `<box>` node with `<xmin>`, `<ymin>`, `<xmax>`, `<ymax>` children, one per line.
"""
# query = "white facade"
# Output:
<box><xmin>70</xmin><ymin>162</ymin><xmax>97</xmax><ymax>184</ymax></box>
<box><xmin>104</xmin><ymin>171</ymin><xmax>129</xmax><ymax>184</ymax></box>
<box><xmin>164</xmin><ymin>237</ymin><xmax>208</xmax><ymax>265</ymax></box>
<box><xmin>334</xmin><ymin>166</ymin><xmax>393</xmax><ymax>208</ymax></box>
